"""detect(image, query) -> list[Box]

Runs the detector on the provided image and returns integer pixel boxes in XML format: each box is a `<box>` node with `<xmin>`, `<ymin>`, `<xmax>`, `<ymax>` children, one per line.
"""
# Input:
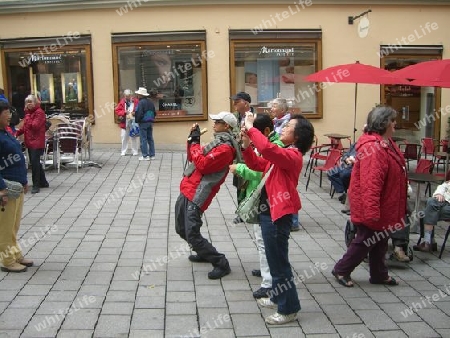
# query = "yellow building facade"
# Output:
<box><xmin>0</xmin><ymin>0</ymin><xmax>449</xmax><ymax>147</ymax></box>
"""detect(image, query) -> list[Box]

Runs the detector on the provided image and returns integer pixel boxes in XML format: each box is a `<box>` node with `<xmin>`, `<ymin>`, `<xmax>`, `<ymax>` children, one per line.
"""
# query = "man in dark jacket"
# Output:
<box><xmin>175</xmin><ymin>111</ymin><xmax>239</xmax><ymax>279</ymax></box>
<box><xmin>134</xmin><ymin>87</ymin><xmax>156</xmax><ymax>161</ymax></box>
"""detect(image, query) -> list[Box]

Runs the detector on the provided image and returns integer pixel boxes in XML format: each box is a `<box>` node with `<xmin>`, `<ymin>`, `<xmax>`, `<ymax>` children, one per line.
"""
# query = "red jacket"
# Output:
<box><xmin>16</xmin><ymin>103</ymin><xmax>46</xmax><ymax>149</ymax></box>
<box><xmin>349</xmin><ymin>133</ymin><xmax>408</xmax><ymax>231</ymax></box>
<box><xmin>242</xmin><ymin>127</ymin><xmax>303</xmax><ymax>222</ymax></box>
<box><xmin>115</xmin><ymin>97</ymin><xmax>139</xmax><ymax>129</ymax></box>
<box><xmin>181</xmin><ymin>139</ymin><xmax>236</xmax><ymax>211</ymax></box>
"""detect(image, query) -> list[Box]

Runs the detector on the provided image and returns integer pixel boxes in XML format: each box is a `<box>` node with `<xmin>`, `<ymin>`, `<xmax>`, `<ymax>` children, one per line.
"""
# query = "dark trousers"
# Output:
<box><xmin>260</xmin><ymin>213</ymin><xmax>301</xmax><ymax>315</ymax></box>
<box><xmin>328</xmin><ymin>167</ymin><xmax>352</xmax><ymax>193</ymax></box>
<box><xmin>139</xmin><ymin>122</ymin><xmax>155</xmax><ymax>157</ymax></box>
<box><xmin>175</xmin><ymin>194</ymin><xmax>228</xmax><ymax>268</ymax></box>
<box><xmin>334</xmin><ymin>223</ymin><xmax>389</xmax><ymax>283</ymax></box>
<box><xmin>28</xmin><ymin>148</ymin><xmax>47</xmax><ymax>188</ymax></box>
<box><xmin>390</xmin><ymin>219</ymin><xmax>410</xmax><ymax>248</ymax></box>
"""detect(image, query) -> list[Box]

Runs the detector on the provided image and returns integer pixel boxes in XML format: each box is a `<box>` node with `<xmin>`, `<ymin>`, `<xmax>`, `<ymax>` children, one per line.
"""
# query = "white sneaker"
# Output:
<box><xmin>257</xmin><ymin>298</ymin><xmax>277</xmax><ymax>309</ymax></box>
<box><xmin>150</xmin><ymin>156</ymin><xmax>156</xmax><ymax>160</ymax></box>
<box><xmin>139</xmin><ymin>156</ymin><xmax>150</xmax><ymax>161</ymax></box>
<box><xmin>121</xmin><ymin>152</ymin><xmax>126</xmax><ymax>156</ymax></box>
<box><xmin>265</xmin><ymin>312</ymin><xmax>297</xmax><ymax>325</ymax></box>
<box><xmin>132</xmin><ymin>153</ymin><xmax>139</xmax><ymax>156</ymax></box>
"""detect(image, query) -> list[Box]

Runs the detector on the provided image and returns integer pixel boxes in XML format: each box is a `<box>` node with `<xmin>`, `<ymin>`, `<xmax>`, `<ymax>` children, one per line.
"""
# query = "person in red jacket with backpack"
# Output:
<box><xmin>241</xmin><ymin>113</ymin><xmax>314</xmax><ymax>325</ymax></box>
<box><xmin>333</xmin><ymin>106</ymin><xmax>408</xmax><ymax>288</ymax></box>
<box><xmin>16</xmin><ymin>94</ymin><xmax>48</xmax><ymax>194</ymax></box>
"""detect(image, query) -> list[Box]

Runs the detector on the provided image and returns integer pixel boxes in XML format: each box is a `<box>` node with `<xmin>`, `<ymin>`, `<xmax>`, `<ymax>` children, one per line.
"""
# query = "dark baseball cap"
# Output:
<box><xmin>230</xmin><ymin>92</ymin><xmax>251</xmax><ymax>103</ymax></box>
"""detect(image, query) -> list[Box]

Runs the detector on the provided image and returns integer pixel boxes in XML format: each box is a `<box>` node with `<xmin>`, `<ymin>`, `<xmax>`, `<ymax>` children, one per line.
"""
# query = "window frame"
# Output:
<box><xmin>230</xmin><ymin>35</ymin><xmax>323</xmax><ymax>119</ymax></box>
<box><xmin>112</xmin><ymin>40</ymin><xmax>209</xmax><ymax>123</ymax></box>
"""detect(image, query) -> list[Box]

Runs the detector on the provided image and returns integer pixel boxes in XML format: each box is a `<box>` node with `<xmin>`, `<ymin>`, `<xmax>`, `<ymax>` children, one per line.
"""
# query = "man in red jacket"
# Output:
<box><xmin>16</xmin><ymin>94</ymin><xmax>48</xmax><ymax>194</ymax></box>
<box><xmin>175</xmin><ymin>112</ymin><xmax>239</xmax><ymax>279</ymax></box>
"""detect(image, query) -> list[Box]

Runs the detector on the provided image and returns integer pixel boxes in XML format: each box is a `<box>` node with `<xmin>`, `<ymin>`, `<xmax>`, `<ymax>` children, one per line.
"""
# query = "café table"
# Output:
<box><xmin>392</xmin><ymin>136</ymin><xmax>406</xmax><ymax>143</ymax></box>
<box><xmin>408</xmin><ymin>173</ymin><xmax>445</xmax><ymax>232</ymax></box>
<box><xmin>324</xmin><ymin>133</ymin><xmax>351</xmax><ymax>149</ymax></box>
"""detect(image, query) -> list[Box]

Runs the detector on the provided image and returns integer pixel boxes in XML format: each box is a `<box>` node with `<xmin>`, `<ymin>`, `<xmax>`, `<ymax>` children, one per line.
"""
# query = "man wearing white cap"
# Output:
<box><xmin>115</xmin><ymin>89</ymin><xmax>139</xmax><ymax>156</ymax></box>
<box><xmin>135</xmin><ymin>87</ymin><xmax>157</xmax><ymax>160</ymax></box>
<box><xmin>175</xmin><ymin>111</ymin><xmax>241</xmax><ymax>279</ymax></box>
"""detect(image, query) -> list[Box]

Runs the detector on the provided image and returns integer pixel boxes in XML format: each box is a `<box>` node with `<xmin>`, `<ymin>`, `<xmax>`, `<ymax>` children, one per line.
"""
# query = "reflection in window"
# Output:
<box><xmin>232</xmin><ymin>41</ymin><xmax>321</xmax><ymax>117</ymax></box>
<box><xmin>4</xmin><ymin>49</ymin><xmax>90</xmax><ymax>119</ymax></box>
<box><xmin>115</xmin><ymin>42</ymin><xmax>208</xmax><ymax>120</ymax></box>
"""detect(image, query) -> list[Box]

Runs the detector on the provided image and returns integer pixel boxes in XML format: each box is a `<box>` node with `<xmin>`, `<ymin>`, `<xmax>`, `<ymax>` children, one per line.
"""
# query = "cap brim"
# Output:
<box><xmin>230</xmin><ymin>95</ymin><xmax>239</xmax><ymax>100</ymax></box>
<box><xmin>209</xmin><ymin>114</ymin><xmax>221</xmax><ymax>120</ymax></box>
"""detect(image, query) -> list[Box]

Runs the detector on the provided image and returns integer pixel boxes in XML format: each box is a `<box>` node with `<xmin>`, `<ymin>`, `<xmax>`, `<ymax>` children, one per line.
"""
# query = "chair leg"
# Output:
<box><xmin>304</xmin><ymin>158</ymin><xmax>312</xmax><ymax>177</ymax></box>
<box><xmin>319</xmin><ymin>171</ymin><xmax>323</xmax><ymax>188</ymax></box>
<box><xmin>417</xmin><ymin>217</ymin><xmax>424</xmax><ymax>245</ymax></box>
<box><xmin>306</xmin><ymin>171</ymin><xmax>311</xmax><ymax>191</ymax></box>
<box><xmin>439</xmin><ymin>226</ymin><xmax>450</xmax><ymax>258</ymax></box>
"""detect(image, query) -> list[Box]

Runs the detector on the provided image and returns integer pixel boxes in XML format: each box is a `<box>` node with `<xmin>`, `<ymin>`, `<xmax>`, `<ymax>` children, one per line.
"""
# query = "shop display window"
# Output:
<box><xmin>1</xmin><ymin>43</ymin><xmax>92</xmax><ymax>120</ymax></box>
<box><xmin>380</xmin><ymin>46</ymin><xmax>442</xmax><ymax>140</ymax></box>
<box><xmin>112</xmin><ymin>33</ymin><xmax>208</xmax><ymax>122</ymax></box>
<box><xmin>230</xmin><ymin>30</ymin><xmax>322</xmax><ymax>118</ymax></box>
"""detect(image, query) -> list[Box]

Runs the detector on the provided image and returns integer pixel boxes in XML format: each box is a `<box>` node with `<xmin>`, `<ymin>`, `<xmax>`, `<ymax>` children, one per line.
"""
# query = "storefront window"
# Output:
<box><xmin>230</xmin><ymin>30</ymin><xmax>322</xmax><ymax>118</ymax></box>
<box><xmin>113</xmin><ymin>37</ymin><xmax>208</xmax><ymax>122</ymax></box>
<box><xmin>1</xmin><ymin>41</ymin><xmax>93</xmax><ymax>120</ymax></box>
<box><xmin>380</xmin><ymin>46</ymin><xmax>443</xmax><ymax>141</ymax></box>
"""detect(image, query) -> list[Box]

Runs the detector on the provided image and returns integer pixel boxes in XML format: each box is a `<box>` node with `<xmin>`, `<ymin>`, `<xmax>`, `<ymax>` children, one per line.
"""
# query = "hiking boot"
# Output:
<box><xmin>413</xmin><ymin>242</ymin><xmax>431</xmax><ymax>252</ymax></box>
<box><xmin>188</xmin><ymin>255</ymin><xmax>208</xmax><ymax>263</ymax></box>
<box><xmin>338</xmin><ymin>193</ymin><xmax>347</xmax><ymax>204</ymax></box>
<box><xmin>208</xmin><ymin>264</ymin><xmax>231</xmax><ymax>280</ymax></box>
<box><xmin>31</xmin><ymin>186</ymin><xmax>40</xmax><ymax>194</ymax></box>
<box><xmin>1</xmin><ymin>262</ymin><xmax>27</xmax><ymax>273</ymax></box>
<box><xmin>393</xmin><ymin>247</ymin><xmax>410</xmax><ymax>262</ymax></box>
<box><xmin>251</xmin><ymin>269</ymin><xmax>261</xmax><ymax>277</ymax></box>
<box><xmin>257</xmin><ymin>298</ymin><xmax>277</xmax><ymax>309</ymax></box>
<box><xmin>253</xmin><ymin>287</ymin><xmax>272</xmax><ymax>299</ymax></box>
<box><xmin>290</xmin><ymin>225</ymin><xmax>300</xmax><ymax>232</ymax></box>
<box><xmin>17</xmin><ymin>258</ymin><xmax>34</xmax><ymax>267</ymax></box>
<box><xmin>233</xmin><ymin>216</ymin><xmax>243</xmax><ymax>224</ymax></box>
<box><xmin>40</xmin><ymin>182</ymin><xmax>49</xmax><ymax>188</ymax></box>
<box><xmin>265</xmin><ymin>312</ymin><xmax>297</xmax><ymax>325</ymax></box>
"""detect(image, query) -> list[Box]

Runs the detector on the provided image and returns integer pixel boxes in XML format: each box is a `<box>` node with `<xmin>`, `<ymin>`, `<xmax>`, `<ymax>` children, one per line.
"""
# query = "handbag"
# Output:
<box><xmin>129</xmin><ymin>119</ymin><xmax>140</xmax><ymax>137</ymax></box>
<box><xmin>4</xmin><ymin>179</ymin><xmax>23</xmax><ymax>199</ymax></box>
<box><xmin>236</xmin><ymin>165</ymin><xmax>274</xmax><ymax>224</ymax></box>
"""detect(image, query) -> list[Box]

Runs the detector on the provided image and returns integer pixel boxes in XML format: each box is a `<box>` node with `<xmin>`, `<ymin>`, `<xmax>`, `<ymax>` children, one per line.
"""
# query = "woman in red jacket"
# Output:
<box><xmin>241</xmin><ymin>113</ymin><xmax>314</xmax><ymax>325</ymax></box>
<box><xmin>16</xmin><ymin>95</ymin><xmax>48</xmax><ymax>194</ymax></box>
<box><xmin>333</xmin><ymin>106</ymin><xmax>407</xmax><ymax>287</ymax></box>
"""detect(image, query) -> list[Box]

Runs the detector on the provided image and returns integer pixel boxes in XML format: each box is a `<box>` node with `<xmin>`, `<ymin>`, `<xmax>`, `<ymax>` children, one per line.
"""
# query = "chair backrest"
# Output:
<box><xmin>421</xmin><ymin>138</ymin><xmax>435</xmax><ymax>155</ymax></box>
<box><xmin>441</xmin><ymin>139</ymin><xmax>449</xmax><ymax>153</ymax></box>
<box><xmin>415</xmin><ymin>159</ymin><xmax>434</xmax><ymax>174</ymax></box>
<box><xmin>403</xmin><ymin>143</ymin><xmax>421</xmax><ymax>160</ymax></box>
<box><xmin>323</xmin><ymin>149</ymin><xmax>342</xmax><ymax>169</ymax></box>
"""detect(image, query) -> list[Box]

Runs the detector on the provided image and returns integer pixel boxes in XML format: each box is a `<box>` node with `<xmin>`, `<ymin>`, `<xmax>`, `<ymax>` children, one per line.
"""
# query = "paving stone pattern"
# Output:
<box><xmin>0</xmin><ymin>149</ymin><xmax>449</xmax><ymax>337</ymax></box>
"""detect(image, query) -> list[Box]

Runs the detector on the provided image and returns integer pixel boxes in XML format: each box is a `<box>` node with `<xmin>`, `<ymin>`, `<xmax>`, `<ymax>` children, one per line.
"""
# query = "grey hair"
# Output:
<box><xmin>25</xmin><ymin>94</ymin><xmax>38</xmax><ymax>104</ymax></box>
<box><xmin>123</xmin><ymin>89</ymin><xmax>132</xmax><ymax>96</ymax></box>
<box><xmin>272</xmin><ymin>98</ymin><xmax>288</xmax><ymax>112</ymax></box>
<box><xmin>365</xmin><ymin>106</ymin><xmax>397</xmax><ymax>135</ymax></box>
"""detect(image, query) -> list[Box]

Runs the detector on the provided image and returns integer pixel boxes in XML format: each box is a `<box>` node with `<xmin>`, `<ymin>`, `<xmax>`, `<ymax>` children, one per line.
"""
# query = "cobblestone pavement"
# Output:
<box><xmin>0</xmin><ymin>149</ymin><xmax>449</xmax><ymax>338</ymax></box>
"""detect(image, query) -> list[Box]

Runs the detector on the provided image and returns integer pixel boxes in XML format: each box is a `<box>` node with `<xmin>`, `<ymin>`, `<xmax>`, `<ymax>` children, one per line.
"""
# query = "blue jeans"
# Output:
<box><xmin>328</xmin><ymin>166</ymin><xmax>352</xmax><ymax>193</ymax></box>
<box><xmin>260</xmin><ymin>213</ymin><xmax>301</xmax><ymax>315</ymax></box>
<box><xmin>292</xmin><ymin>214</ymin><xmax>300</xmax><ymax>228</ymax></box>
<box><xmin>139</xmin><ymin>122</ymin><xmax>155</xmax><ymax>157</ymax></box>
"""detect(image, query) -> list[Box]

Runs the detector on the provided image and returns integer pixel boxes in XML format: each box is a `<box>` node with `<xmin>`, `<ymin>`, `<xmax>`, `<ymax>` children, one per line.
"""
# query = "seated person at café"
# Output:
<box><xmin>415</xmin><ymin>180</ymin><xmax>450</xmax><ymax>252</ymax></box>
<box><xmin>328</xmin><ymin>143</ymin><xmax>356</xmax><ymax>204</ymax></box>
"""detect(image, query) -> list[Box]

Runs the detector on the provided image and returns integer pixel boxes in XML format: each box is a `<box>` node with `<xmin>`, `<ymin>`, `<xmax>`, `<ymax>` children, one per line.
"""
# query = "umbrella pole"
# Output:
<box><xmin>353</xmin><ymin>84</ymin><xmax>358</xmax><ymax>143</ymax></box>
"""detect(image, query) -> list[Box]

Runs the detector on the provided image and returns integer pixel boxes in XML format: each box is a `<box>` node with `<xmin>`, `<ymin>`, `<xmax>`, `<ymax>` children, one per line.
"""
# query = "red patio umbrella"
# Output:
<box><xmin>305</xmin><ymin>61</ymin><xmax>408</xmax><ymax>142</ymax></box>
<box><xmin>393</xmin><ymin>59</ymin><xmax>450</xmax><ymax>84</ymax></box>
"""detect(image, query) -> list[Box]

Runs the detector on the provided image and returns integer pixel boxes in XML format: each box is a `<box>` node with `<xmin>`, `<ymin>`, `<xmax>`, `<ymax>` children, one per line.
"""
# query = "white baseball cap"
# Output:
<box><xmin>209</xmin><ymin>111</ymin><xmax>237</xmax><ymax>128</ymax></box>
